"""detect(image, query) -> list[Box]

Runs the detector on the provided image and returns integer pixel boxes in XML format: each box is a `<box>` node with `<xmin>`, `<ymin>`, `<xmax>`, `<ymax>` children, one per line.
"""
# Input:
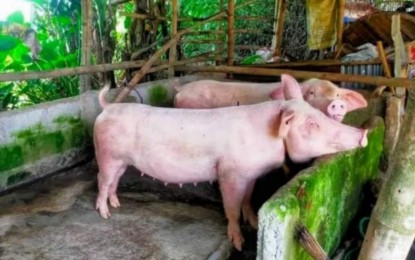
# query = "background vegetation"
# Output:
<box><xmin>0</xmin><ymin>0</ymin><xmax>275</xmax><ymax>110</ymax></box>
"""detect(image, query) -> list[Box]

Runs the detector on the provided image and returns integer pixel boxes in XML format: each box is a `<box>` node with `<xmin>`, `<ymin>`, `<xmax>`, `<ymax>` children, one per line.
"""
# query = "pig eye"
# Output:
<box><xmin>336</xmin><ymin>93</ymin><xmax>340</xmax><ymax>98</ymax></box>
<box><xmin>309</xmin><ymin>91</ymin><xmax>314</xmax><ymax>96</ymax></box>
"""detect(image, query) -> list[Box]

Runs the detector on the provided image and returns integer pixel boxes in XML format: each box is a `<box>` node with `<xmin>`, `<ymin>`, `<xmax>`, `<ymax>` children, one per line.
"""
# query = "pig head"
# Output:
<box><xmin>93</xmin><ymin>74</ymin><xmax>368</xmax><ymax>252</ymax></box>
<box><xmin>270</xmin><ymin>78</ymin><xmax>368</xmax><ymax>122</ymax></box>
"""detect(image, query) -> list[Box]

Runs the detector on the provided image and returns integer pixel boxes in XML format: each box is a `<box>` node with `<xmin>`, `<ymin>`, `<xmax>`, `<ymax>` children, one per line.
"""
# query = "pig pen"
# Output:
<box><xmin>0</xmin><ymin>75</ymin><xmax>386</xmax><ymax>260</ymax></box>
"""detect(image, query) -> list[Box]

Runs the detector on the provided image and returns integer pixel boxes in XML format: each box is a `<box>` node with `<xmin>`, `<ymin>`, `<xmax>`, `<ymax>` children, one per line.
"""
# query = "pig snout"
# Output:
<box><xmin>327</xmin><ymin>99</ymin><xmax>347</xmax><ymax>122</ymax></box>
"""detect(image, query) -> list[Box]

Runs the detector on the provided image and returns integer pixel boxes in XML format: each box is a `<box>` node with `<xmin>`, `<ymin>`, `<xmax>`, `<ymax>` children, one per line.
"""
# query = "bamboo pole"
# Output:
<box><xmin>275</xmin><ymin>0</ymin><xmax>287</xmax><ymax>56</ymax></box>
<box><xmin>357</xmin><ymin>89</ymin><xmax>415</xmax><ymax>260</ymax></box>
<box><xmin>227</xmin><ymin>0</ymin><xmax>235</xmax><ymax>67</ymax></box>
<box><xmin>217</xmin><ymin>0</ymin><xmax>225</xmax><ymax>66</ymax></box>
<box><xmin>373</xmin><ymin>41</ymin><xmax>395</xmax><ymax>96</ymax></box>
<box><xmin>174</xmin><ymin>65</ymin><xmax>415</xmax><ymax>88</ymax></box>
<box><xmin>80</xmin><ymin>0</ymin><xmax>93</xmax><ymax>92</ymax></box>
<box><xmin>168</xmin><ymin>0</ymin><xmax>178</xmax><ymax>78</ymax></box>
<box><xmin>335</xmin><ymin>0</ymin><xmax>345</xmax><ymax>58</ymax></box>
<box><xmin>113</xmin><ymin>0</ymin><xmax>261</xmax><ymax>103</ymax></box>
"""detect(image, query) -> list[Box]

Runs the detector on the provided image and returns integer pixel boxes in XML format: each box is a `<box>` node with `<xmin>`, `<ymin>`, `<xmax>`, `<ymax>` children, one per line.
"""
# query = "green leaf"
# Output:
<box><xmin>2</xmin><ymin>93</ymin><xmax>13</xmax><ymax>108</ymax></box>
<box><xmin>0</xmin><ymin>35</ymin><xmax>20</xmax><ymax>52</ymax></box>
<box><xmin>124</xmin><ymin>17</ymin><xmax>132</xmax><ymax>29</ymax></box>
<box><xmin>7</xmin><ymin>12</ymin><xmax>25</xmax><ymax>24</ymax></box>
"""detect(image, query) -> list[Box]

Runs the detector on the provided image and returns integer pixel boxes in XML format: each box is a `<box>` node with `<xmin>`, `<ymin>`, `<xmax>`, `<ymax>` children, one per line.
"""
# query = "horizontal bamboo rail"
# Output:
<box><xmin>253</xmin><ymin>59</ymin><xmax>383</xmax><ymax>68</ymax></box>
<box><xmin>174</xmin><ymin>65</ymin><xmax>415</xmax><ymax>88</ymax></box>
<box><xmin>121</xmin><ymin>12</ymin><xmax>274</xmax><ymax>22</ymax></box>
<box><xmin>234</xmin><ymin>29</ymin><xmax>274</xmax><ymax>34</ymax></box>
<box><xmin>235</xmin><ymin>45</ymin><xmax>268</xmax><ymax>50</ymax></box>
<box><xmin>0</xmin><ymin>52</ymin><xmax>219</xmax><ymax>82</ymax></box>
<box><xmin>0</xmin><ymin>60</ymin><xmax>148</xmax><ymax>82</ymax></box>
<box><xmin>180</xmin><ymin>39</ymin><xmax>223</xmax><ymax>44</ymax></box>
<box><xmin>183</xmin><ymin>30</ymin><xmax>226</xmax><ymax>35</ymax></box>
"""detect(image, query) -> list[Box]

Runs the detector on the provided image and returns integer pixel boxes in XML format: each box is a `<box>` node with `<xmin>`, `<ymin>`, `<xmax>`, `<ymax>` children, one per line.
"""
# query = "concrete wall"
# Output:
<box><xmin>0</xmin><ymin>75</ymin><xmax>216</xmax><ymax>193</ymax></box>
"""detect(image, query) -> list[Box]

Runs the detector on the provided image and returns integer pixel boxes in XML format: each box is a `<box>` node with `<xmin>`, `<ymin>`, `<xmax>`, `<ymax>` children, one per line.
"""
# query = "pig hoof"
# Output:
<box><xmin>99</xmin><ymin>208</ymin><xmax>111</xmax><ymax>219</ymax></box>
<box><xmin>109</xmin><ymin>196</ymin><xmax>121</xmax><ymax>208</ymax></box>
<box><xmin>228</xmin><ymin>225</ymin><xmax>244</xmax><ymax>251</ymax></box>
<box><xmin>230</xmin><ymin>234</ymin><xmax>244</xmax><ymax>251</ymax></box>
<box><xmin>249</xmin><ymin>217</ymin><xmax>258</xmax><ymax>230</ymax></box>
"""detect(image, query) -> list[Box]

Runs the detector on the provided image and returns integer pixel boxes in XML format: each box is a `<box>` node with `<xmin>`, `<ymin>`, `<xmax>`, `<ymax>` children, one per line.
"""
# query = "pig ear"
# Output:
<box><xmin>278</xmin><ymin>109</ymin><xmax>295</xmax><ymax>139</ymax></box>
<box><xmin>281</xmin><ymin>74</ymin><xmax>304</xmax><ymax>100</ymax></box>
<box><xmin>269</xmin><ymin>85</ymin><xmax>284</xmax><ymax>99</ymax></box>
<box><xmin>340</xmin><ymin>89</ymin><xmax>368</xmax><ymax>111</ymax></box>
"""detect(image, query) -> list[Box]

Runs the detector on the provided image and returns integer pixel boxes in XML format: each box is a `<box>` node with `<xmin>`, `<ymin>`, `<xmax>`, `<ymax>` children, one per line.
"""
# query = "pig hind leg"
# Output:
<box><xmin>108</xmin><ymin>165</ymin><xmax>127</xmax><ymax>208</ymax></box>
<box><xmin>218</xmin><ymin>175</ymin><xmax>250</xmax><ymax>251</ymax></box>
<box><xmin>96</xmin><ymin>159</ymin><xmax>126</xmax><ymax>219</ymax></box>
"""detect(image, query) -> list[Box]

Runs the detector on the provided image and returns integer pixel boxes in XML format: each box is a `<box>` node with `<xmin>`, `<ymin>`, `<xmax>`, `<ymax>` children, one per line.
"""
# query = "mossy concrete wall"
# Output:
<box><xmin>0</xmin><ymin>75</ymin><xmax>225</xmax><ymax>193</ymax></box>
<box><xmin>0</xmin><ymin>97</ymin><xmax>92</xmax><ymax>192</ymax></box>
<box><xmin>257</xmin><ymin>116</ymin><xmax>384</xmax><ymax>260</ymax></box>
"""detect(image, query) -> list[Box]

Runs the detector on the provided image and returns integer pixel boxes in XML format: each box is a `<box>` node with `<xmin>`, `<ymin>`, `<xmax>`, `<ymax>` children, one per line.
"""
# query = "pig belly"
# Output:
<box><xmin>129</xmin><ymin>144</ymin><xmax>219</xmax><ymax>184</ymax></box>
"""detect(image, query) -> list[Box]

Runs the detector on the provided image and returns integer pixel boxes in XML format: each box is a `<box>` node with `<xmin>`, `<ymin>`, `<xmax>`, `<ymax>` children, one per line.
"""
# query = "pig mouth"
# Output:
<box><xmin>330</xmin><ymin>114</ymin><xmax>344</xmax><ymax>122</ymax></box>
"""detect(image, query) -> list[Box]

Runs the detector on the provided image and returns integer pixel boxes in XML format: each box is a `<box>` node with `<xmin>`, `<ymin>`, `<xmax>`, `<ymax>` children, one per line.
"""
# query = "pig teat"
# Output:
<box><xmin>326</xmin><ymin>99</ymin><xmax>347</xmax><ymax>121</ymax></box>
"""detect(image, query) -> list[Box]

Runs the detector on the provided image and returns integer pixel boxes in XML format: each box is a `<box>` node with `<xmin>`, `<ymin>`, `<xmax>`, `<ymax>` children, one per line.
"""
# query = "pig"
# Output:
<box><xmin>174</xmin><ymin>77</ymin><xmax>367</xmax><ymax>122</ymax></box>
<box><xmin>93</xmin><ymin>74</ymin><xmax>368</xmax><ymax>251</ymax></box>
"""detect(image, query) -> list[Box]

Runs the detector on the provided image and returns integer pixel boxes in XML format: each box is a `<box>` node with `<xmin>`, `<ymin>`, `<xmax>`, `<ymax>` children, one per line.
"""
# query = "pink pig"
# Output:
<box><xmin>93</xmin><ymin>74</ymin><xmax>368</xmax><ymax>251</ymax></box>
<box><xmin>174</xmin><ymin>78</ymin><xmax>367</xmax><ymax>122</ymax></box>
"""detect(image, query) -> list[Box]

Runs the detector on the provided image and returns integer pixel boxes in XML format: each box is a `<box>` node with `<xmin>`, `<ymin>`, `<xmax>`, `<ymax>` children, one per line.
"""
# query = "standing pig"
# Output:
<box><xmin>174</xmin><ymin>77</ymin><xmax>367</xmax><ymax>122</ymax></box>
<box><xmin>93</xmin><ymin>74</ymin><xmax>368</xmax><ymax>251</ymax></box>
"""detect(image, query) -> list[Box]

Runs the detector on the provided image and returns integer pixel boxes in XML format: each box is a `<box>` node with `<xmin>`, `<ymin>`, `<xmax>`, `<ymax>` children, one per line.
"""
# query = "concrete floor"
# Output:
<box><xmin>0</xmin><ymin>162</ymin><xmax>236</xmax><ymax>260</ymax></box>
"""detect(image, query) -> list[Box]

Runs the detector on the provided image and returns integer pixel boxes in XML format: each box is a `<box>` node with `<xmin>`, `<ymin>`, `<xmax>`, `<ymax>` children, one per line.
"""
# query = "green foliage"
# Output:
<box><xmin>0</xmin><ymin>0</ymin><xmax>81</xmax><ymax>110</ymax></box>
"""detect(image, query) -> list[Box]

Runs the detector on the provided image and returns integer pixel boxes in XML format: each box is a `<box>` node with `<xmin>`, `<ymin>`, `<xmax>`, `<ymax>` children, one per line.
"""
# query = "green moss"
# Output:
<box><xmin>262</xmin><ymin>117</ymin><xmax>385</xmax><ymax>259</ymax></box>
<box><xmin>0</xmin><ymin>145</ymin><xmax>23</xmax><ymax>171</ymax></box>
<box><xmin>7</xmin><ymin>171</ymin><xmax>30</xmax><ymax>186</ymax></box>
<box><xmin>0</xmin><ymin>115</ymin><xmax>91</xmax><ymax>186</ymax></box>
<box><xmin>149</xmin><ymin>84</ymin><xmax>171</xmax><ymax>107</ymax></box>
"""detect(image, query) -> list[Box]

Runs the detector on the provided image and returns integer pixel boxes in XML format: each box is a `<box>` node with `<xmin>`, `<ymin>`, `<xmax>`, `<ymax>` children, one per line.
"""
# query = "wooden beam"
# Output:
<box><xmin>174</xmin><ymin>65</ymin><xmax>415</xmax><ymax>88</ymax></box>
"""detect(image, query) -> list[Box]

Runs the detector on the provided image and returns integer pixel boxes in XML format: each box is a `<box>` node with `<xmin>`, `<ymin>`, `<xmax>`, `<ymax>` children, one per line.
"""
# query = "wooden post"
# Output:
<box><xmin>274</xmin><ymin>0</ymin><xmax>286</xmax><ymax>56</ymax></box>
<box><xmin>80</xmin><ymin>0</ymin><xmax>93</xmax><ymax>92</ymax></box>
<box><xmin>168</xmin><ymin>0</ymin><xmax>178</xmax><ymax>78</ymax></box>
<box><xmin>227</xmin><ymin>0</ymin><xmax>235</xmax><ymax>67</ymax></box>
<box><xmin>335</xmin><ymin>0</ymin><xmax>345</xmax><ymax>58</ymax></box>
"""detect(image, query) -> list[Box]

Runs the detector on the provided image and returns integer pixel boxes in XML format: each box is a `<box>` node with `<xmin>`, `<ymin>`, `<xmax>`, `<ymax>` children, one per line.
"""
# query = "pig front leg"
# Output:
<box><xmin>96</xmin><ymin>159</ymin><xmax>127</xmax><ymax>219</ymax></box>
<box><xmin>218</xmin><ymin>175</ymin><xmax>251</xmax><ymax>251</ymax></box>
<box><xmin>241</xmin><ymin>180</ymin><xmax>258</xmax><ymax>229</ymax></box>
